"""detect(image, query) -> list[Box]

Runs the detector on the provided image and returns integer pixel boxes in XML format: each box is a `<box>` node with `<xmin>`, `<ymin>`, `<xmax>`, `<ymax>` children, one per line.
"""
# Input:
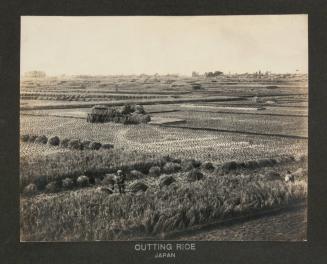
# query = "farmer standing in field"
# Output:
<box><xmin>116</xmin><ymin>170</ymin><xmax>126</xmax><ymax>194</ymax></box>
<box><xmin>284</xmin><ymin>170</ymin><xmax>295</xmax><ymax>183</ymax></box>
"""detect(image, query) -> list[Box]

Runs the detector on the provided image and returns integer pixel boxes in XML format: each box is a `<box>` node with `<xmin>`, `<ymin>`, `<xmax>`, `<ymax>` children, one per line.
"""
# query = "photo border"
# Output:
<box><xmin>1</xmin><ymin>0</ymin><xmax>327</xmax><ymax>263</ymax></box>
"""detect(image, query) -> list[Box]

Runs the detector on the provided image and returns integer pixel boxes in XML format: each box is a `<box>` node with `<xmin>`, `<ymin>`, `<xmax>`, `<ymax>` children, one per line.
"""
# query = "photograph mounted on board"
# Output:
<box><xmin>19</xmin><ymin>15</ymin><xmax>308</xmax><ymax>241</ymax></box>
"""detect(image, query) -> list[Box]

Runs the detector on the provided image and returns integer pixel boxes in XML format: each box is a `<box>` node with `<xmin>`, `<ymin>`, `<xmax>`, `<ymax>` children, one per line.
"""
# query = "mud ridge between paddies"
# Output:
<box><xmin>20</xmin><ymin>96</ymin><xmax>243</xmax><ymax>110</ymax></box>
<box><xmin>161</xmin><ymin>124</ymin><xmax>308</xmax><ymax>140</ymax></box>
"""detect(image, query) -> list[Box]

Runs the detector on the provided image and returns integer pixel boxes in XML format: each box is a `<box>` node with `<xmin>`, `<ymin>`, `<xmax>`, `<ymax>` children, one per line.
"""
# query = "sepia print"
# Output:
<box><xmin>20</xmin><ymin>15</ymin><xmax>308</xmax><ymax>241</ymax></box>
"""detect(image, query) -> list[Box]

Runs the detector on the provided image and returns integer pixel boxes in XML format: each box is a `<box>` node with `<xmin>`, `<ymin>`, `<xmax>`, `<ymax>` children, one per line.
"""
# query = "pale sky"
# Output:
<box><xmin>21</xmin><ymin>15</ymin><xmax>308</xmax><ymax>76</ymax></box>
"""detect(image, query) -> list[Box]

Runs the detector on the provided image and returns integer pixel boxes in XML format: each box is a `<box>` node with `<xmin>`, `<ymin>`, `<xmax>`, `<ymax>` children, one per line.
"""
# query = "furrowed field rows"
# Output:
<box><xmin>20</xmin><ymin>95</ymin><xmax>242</xmax><ymax>111</ymax></box>
<box><xmin>20</xmin><ymin>115</ymin><xmax>307</xmax><ymax>163</ymax></box>
<box><xmin>152</xmin><ymin>111</ymin><xmax>308</xmax><ymax>137</ymax></box>
<box><xmin>179</xmin><ymin>104</ymin><xmax>308</xmax><ymax>116</ymax></box>
<box><xmin>123</xmin><ymin>127</ymin><xmax>306</xmax><ymax>162</ymax></box>
<box><xmin>20</xmin><ymin>142</ymin><xmax>70</xmax><ymax>158</ymax></box>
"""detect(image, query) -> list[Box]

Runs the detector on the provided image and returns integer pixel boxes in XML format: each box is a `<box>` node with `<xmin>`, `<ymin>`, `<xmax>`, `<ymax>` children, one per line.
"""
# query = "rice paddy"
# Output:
<box><xmin>20</xmin><ymin>74</ymin><xmax>308</xmax><ymax>241</ymax></box>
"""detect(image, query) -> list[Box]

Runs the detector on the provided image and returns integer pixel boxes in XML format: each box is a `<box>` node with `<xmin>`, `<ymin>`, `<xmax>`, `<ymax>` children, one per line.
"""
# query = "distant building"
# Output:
<box><xmin>24</xmin><ymin>71</ymin><xmax>46</xmax><ymax>78</ymax></box>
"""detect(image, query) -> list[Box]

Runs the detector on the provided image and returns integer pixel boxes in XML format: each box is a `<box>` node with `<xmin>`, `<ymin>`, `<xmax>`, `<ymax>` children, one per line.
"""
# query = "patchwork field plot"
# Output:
<box><xmin>20</xmin><ymin>115</ymin><xmax>307</xmax><ymax>164</ymax></box>
<box><xmin>152</xmin><ymin>110</ymin><xmax>308</xmax><ymax>137</ymax></box>
<box><xmin>20</xmin><ymin>73</ymin><xmax>308</xmax><ymax>241</ymax></box>
<box><xmin>20</xmin><ymin>142</ymin><xmax>70</xmax><ymax>159</ymax></box>
<box><xmin>180</xmin><ymin>103</ymin><xmax>308</xmax><ymax>116</ymax></box>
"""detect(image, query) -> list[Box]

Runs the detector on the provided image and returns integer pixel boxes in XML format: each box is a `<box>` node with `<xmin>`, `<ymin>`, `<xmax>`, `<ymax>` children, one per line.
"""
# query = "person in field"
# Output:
<box><xmin>116</xmin><ymin>170</ymin><xmax>126</xmax><ymax>194</ymax></box>
<box><xmin>106</xmin><ymin>174</ymin><xmax>115</xmax><ymax>191</ymax></box>
<box><xmin>284</xmin><ymin>170</ymin><xmax>295</xmax><ymax>183</ymax></box>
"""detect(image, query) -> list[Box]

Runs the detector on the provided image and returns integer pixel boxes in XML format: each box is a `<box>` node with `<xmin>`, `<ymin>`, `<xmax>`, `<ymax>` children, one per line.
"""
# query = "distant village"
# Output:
<box><xmin>23</xmin><ymin>70</ymin><xmax>308</xmax><ymax>81</ymax></box>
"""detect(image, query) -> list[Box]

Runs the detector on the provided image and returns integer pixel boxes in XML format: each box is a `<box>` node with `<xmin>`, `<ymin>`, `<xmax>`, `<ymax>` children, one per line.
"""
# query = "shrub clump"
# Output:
<box><xmin>159</xmin><ymin>175</ymin><xmax>175</xmax><ymax>188</ymax></box>
<box><xmin>20</xmin><ymin>134</ymin><xmax>30</xmax><ymax>142</ymax></box>
<box><xmin>62</xmin><ymin>178</ymin><xmax>74</xmax><ymax>190</ymax></box>
<box><xmin>60</xmin><ymin>138</ymin><xmax>70</xmax><ymax>148</ymax></box>
<box><xmin>124</xmin><ymin>113</ymin><xmax>151</xmax><ymax>124</ymax></box>
<box><xmin>140</xmin><ymin>114</ymin><xmax>151</xmax><ymax>123</ymax></box>
<box><xmin>102</xmin><ymin>174</ymin><xmax>116</xmax><ymax>185</ymax></box>
<box><xmin>181</xmin><ymin>159</ymin><xmax>202</xmax><ymax>171</ymax></box>
<box><xmin>96</xmin><ymin>186</ymin><xmax>114</xmax><ymax>194</ymax></box>
<box><xmin>89</xmin><ymin>141</ymin><xmax>102</xmax><ymax>150</ymax></box>
<box><xmin>134</xmin><ymin>105</ymin><xmax>145</xmax><ymax>114</ymax></box>
<box><xmin>192</xmin><ymin>84</ymin><xmax>202</xmax><ymax>90</ymax></box>
<box><xmin>186</xmin><ymin>168</ymin><xmax>204</xmax><ymax>182</ymax></box>
<box><xmin>48</xmin><ymin>136</ymin><xmax>60</xmax><ymax>146</ymax></box>
<box><xmin>68</xmin><ymin>139</ymin><xmax>83</xmax><ymax>150</ymax></box>
<box><xmin>33</xmin><ymin>175</ymin><xmax>47</xmax><ymax>190</ymax></box>
<box><xmin>257</xmin><ymin>158</ymin><xmax>275</xmax><ymax>168</ymax></box>
<box><xmin>23</xmin><ymin>183</ymin><xmax>37</xmax><ymax>195</ymax></box>
<box><xmin>45</xmin><ymin>181</ymin><xmax>61</xmax><ymax>193</ymax></box>
<box><xmin>121</xmin><ymin>104</ymin><xmax>134</xmax><ymax>115</ymax></box>
<box><xmin>129</xmin><ymin>170</ymin><xmax>144</xmax><ymax>179</ymax></box>
<box><xmin>129</xmin><ymin>181</ymin><xmax>148</xmax><ymax>193</ymax></box>
<box><xmin>81</xmin><ymin>140</ymin><xmax>91</xmax><ymax>149</ymax></box>
<box><xmin>162</xmin><ymin>162</ymin><xmax>181</xmax><ymax>174</ymax></box>
<box><xmin>221</xmin><ymin>161</ymin><xmax>238</xmax><ymax>172</ymax></box>
<box><xmin>35</xmin><ymin>135</ymin><xmax>48</xmax><ymax>144</ymax></box>
<box><xmin>148</xmin><ymin>166</ymin><xmax>161</xmax><ymax>177</ymax></box>
<box><xmin>243</xmin><ymin>160</ymin><xmax>258</xmax><ymax>169</ymax></box>
<box><xmin>101</xmin><ymin>143</ymin><xmax>114</xmax><ymax>150</ymax></box>
<box><xmin>77</xmin><ymin>175</ymin><xmax>89</xmax><ymax>187</ymax></box>
<box><xmin>201</xmin><ymin>162</ymin><xmax>214</xmax><ymax>171</ymax></box>
<box><xmin>280</xmin><ymin>155</ymin><xmax>295</xmax><ymax>163</ymax></box>
<box><xmin>28</xmin><ymin>135</ymin><xmax>38</xmax><ymax>143</ymax></box>
<box><xmin>265</xmin><ymin>170</ymin><xmax>281</xmax><ymax>181</ymax></box>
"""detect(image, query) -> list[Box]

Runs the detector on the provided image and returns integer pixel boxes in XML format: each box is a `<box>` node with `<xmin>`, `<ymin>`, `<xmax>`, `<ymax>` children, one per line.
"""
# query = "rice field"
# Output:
<box><xmin>20</xmin><ymin>166</ymin><xmax>307</xmax><ymax>241</ymax></box>
<box><xmin>152</xmin><ymin>110</ymin><xmax>308</xmax><ymax>137</ymax></box>
<box><xmin>20</xmin><ymin>74</ymin><xmax>308</xmax><ymax>241</ymax></box>
<box><xmin>20</xmin><ymin>115</ymin><xmax>307</xmax><ymax>163</ymax></box>
<box><xmin>20</xmin><ymin>142</ymin><xmax>70</xmax><ymax>159</ymax></box>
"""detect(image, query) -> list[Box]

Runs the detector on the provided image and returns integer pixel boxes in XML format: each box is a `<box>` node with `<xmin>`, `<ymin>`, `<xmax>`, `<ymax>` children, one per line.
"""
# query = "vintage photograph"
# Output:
<box><xmin>19</xmin><ymin>15</ymin><xmax>308</xmax><ymax>241</ymax></box>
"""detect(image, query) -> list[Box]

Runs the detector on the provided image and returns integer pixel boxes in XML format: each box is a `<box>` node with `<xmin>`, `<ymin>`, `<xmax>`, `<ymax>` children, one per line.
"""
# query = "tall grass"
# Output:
<box><xmin>20</xmin><ymin>148</ymin><xmax>162</xmax><ymax>189</ymax></box>
<box><xmin>20</xmin><ymin>173</ymin><xmax>307</xmax><ymax>241</ymax></box>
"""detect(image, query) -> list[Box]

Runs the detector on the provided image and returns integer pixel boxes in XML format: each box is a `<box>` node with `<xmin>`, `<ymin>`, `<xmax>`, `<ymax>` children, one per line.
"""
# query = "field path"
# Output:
<box><xmin>176</xmin><ymin>206</ymin><xmax>307</xmax><ymax>241</ymax></box>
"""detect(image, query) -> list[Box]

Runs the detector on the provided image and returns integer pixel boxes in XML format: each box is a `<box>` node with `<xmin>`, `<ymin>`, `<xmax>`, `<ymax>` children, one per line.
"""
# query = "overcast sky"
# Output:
<box><xmin>21</xmin><ymin>15</ymin><xmax>308</xmax><ymax>76</ymax></box>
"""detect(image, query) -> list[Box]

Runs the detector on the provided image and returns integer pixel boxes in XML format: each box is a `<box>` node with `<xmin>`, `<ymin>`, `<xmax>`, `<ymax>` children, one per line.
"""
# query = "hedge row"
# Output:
<box><xmin>217</xmin><ymin>154</ymin><xmax>304</xmax><ymax>173</ymax></box>
<box><xmin>21</xmin><ymin>149</ymin><xmax>305</xmax><ymax>196</ymax></box>
<box><xmin>22</xmin><ymin>157</ymin><xmax>208</xmax><ymax>196</ymax></box>
<box><xmin>20</xmin><ymin>134</ymin><xmax>114</xmax><ymax>151</ymax></box>
<box><xmin>23</xmin><ymin>175</ymin><xmax>95</xmax><ymax>195</ymax></box>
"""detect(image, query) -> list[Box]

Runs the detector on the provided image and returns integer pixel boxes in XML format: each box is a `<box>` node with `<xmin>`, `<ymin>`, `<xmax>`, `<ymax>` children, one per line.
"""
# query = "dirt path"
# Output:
<box><xmin>176</xmin><ymin>206</ymin><xmax>307</xmax><ymax>241</ymax></box>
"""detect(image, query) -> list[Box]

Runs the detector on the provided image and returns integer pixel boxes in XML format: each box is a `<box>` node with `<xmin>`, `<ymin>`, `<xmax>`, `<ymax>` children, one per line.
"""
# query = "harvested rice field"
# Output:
<box><xmin>20</xmin><ymin>115</ymin><xmax>307</xmax><ymax>163</ymax></box>
<box><xmin>20</xmin><ymin>73</ymin><xmax>308</xmax><ymax>242</ymax></box>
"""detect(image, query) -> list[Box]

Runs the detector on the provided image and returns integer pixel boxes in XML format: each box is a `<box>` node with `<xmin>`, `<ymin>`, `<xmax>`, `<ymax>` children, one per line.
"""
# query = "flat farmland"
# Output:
<box><xmin>179</xmin><ymin>104</ymin><xmax>308</xmax><ymax>116</ymax></box>
<box><xmin>20</xmin><ymin>115</ymin><xmax>307</xmax><ymax>163</ymax></box>
<box><xmin>20</xmin><ymin>142</ymin><xmax>70</xmax><ymax>159</ymax></box>
<box><xmin>152</xmin><ymin>110</ymin><xmax>308</xmax><ymax>138</ymax></box>
<box><xmin>20</xmin><ymin>74</ymin><xmax>309</xmax><ymax>241</ymax></box>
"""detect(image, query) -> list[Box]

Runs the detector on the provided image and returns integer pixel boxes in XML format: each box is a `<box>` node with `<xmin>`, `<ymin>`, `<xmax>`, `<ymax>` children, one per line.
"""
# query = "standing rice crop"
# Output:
<box><xmin>20</xmin><ymin>173</ymin><xmax>307</xmax><ymax>241</ymax></box>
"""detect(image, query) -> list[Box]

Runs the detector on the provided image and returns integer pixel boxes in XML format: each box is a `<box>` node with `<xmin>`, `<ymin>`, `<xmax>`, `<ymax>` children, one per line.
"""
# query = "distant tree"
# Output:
<box><xmin>205</xmin><ymin>71</ymin><xmax>223</xmax><ymax>78</ymax></box>
<box><xmin>192</xmin><ymin>71</ymin><xmax>199</xmax><ymax>77</ymax></box>
<box><xmin>205</xmin><ymin>72</ymin><xmax>213</xmax><ymax>78</ymax></box>
<box><xmin>213</xmin><ymin>71</ymin><xmax>223</xmax><ymax>76</ymax></box>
